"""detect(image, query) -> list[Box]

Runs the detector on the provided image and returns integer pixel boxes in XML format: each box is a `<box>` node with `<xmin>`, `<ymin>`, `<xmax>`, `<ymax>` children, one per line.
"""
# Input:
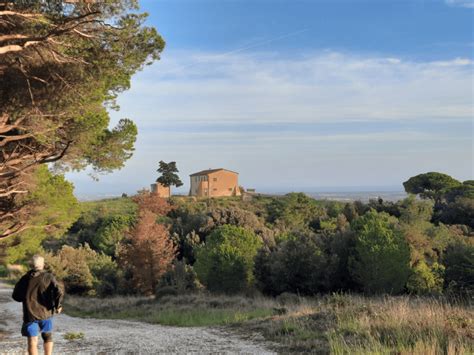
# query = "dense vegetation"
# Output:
<box><xmin>2</xmin><ymin>171</ymin><xmax>472</xmax><ymax>353</ymax></box>
<box><xmin>3</xmin><ymin>172</ymin><xmax>472</xmax><ymax>300</ymax></box>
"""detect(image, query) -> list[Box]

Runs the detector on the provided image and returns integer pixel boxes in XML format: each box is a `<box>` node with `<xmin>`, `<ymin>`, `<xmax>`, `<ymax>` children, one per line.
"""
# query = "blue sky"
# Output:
<box><xmin>67</xmin><ymin>0</ymin><xmax>473</xmax><ymax>198</ymax></box>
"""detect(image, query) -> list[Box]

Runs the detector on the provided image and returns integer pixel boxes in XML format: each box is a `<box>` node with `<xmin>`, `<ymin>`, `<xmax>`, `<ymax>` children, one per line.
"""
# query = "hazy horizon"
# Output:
<box><xmin>73</xmin><ymin>181</ymin><xmax>409</xmax><ymax>201</ymax></box>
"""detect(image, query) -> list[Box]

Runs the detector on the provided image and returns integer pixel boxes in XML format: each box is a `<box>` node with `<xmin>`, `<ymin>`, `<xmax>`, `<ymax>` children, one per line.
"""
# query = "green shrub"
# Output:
<box><xmin>194</xmin><ymin>225</ymin><xmax>262</xmax><ymax>293</ymax></box>
<box><xmin>254</xmin><ymin>233</ymin><xmax>336</xmax><ymax>295</ymax></box>
<box><xmin>349</xmin><ymin>210</ymin><xmax>411</xmax><ymax>294</ymax></box>
<box><xmin>63</xmin><ymin>332</ymin><xmax>85</xmax><ymax>340</ymax></box>
<box><xmin>158</xmin><ymin>260</ymin><xmax>203</xmax><ymax>294</ymax></box>
<box><xmin>45</xmin><ymin>245</ymin><xmax>95</xmax><ymax>295</ymax></box>
<box><xmin>91</xmin><ymin>215</ymin><xmax>134</xmax><ymax>257</ymax></box>
<box><xmin>0</xmin><ymin>264</ymin><xmax>8</xmax><ymax>277</ymax></box>
<box><xmin>90</xmin><ymin>253</ymin><xmax>122</xmax><ymax>297</ymax></box>
<box><xmin>71</xmin><ymin>197</ymin><xmax>137</xmax><ymax>257</ymax></box>
<box><xmin>46</xmin><ymin>245</ymin><xmax>121</xmax><ymax>296</ymax></box>
<box><xmin>437</xmin><ymin>197</ymin><xmax>474</xmax><ymax>228</ymax></box>
<box><xmin>203</xmin><ymin>206</ymin><xmax>275</xmax><ymax>245</ymax></box>
<box><xmin>267</xmin><ymin>193</ymin><xmax>326</xmax><ymax>231</ymax></box>
<box><xmin>443</xmin><ymin>241</ymin><xmax>474</xmax><ymax>296</ymax></box>
<box><xmin>406</xmin><ymin>261</ymin><xmax>444</xmax><ymax>295</ymax></box>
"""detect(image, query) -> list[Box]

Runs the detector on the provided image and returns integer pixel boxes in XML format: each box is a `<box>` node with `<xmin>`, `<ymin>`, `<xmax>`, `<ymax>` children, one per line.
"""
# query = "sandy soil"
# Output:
<box><xmin>0</xmin><ymin>281</ymin><xmax>276</xmax><ymax>354</ymax></box>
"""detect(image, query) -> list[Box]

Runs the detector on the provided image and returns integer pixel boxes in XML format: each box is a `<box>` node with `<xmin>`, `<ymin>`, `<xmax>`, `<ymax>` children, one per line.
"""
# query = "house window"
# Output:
<box><xmin>228</xmin><ymin>188</ymin><xmax>232</xmax><ymax>191</ymax></box>
<box><xmin>213</xmin><ymin>188</ymin><xmax>217</xmax><ymax>191</ymax></box>
<box><xmin>213</xmin><ymin>178</ymin><xmax>217</xmax><ymax>182</ymax></box>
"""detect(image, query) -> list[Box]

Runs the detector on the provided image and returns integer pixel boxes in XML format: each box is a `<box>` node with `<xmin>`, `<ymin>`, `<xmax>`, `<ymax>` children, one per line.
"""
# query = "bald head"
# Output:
<box><xmin>31</xmin><ymin>255</ymin><xmax>44</xmax><ymax>271</ymax></box>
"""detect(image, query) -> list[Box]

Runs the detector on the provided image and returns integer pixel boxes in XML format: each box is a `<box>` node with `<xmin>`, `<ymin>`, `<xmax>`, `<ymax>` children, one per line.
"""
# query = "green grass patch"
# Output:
<box><xmin>63</xmin><ymin>332</ymin><xmax>85</xmax><ymax>340</ymax></box>
<box><xmin>125</xmin><ymin>307</ymin><xmax>273</xmax><ymax>327</ymax></box>
<box><xmin>65</xmin><ymin>294</ymin><xmax>276</xmax><ymax>327</ymax></box>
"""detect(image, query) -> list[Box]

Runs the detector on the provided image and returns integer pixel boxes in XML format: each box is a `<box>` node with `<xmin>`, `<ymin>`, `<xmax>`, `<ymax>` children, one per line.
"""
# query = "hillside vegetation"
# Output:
<box><xmin>2</xmin><ymin>172</ymin><xmax>473</xmax><ymax>353</ymax></box>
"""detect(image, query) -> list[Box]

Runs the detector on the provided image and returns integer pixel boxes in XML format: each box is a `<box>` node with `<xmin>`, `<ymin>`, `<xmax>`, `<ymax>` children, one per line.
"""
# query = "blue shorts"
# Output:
<box><xmin>21</xmin><ymin>318</ymin><xmax>53</xmax><ymax>337</ymax></box>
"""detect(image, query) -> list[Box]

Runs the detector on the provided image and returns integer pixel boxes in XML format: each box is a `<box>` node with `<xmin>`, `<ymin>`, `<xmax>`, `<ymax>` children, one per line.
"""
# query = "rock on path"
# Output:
<box><xmin>0</xmin><ymin>281</ymin><xmax>275</xmax><ymax>354</ymax></box>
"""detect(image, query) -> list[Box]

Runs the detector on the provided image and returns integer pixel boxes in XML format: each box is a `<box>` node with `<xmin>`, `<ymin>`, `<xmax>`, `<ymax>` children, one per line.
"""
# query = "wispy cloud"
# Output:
<box><xmin>121</xmin><ymin>50</ymin><xmax>473</xmax><ymax>125</ymax></box>
<box><xmin>157</xmin><ymin>29</ymin><xmax>310</xmax><ymax>77</ymax></box>
<box><xmin>445</xmin><ymin>0</ymin><xmax>474</xmax><ymax>8</ymax></box>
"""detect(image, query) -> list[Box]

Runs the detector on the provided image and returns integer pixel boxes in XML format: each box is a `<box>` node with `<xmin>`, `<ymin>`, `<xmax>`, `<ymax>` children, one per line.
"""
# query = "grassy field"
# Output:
<box><xmin>65</xmin><ymin>293</ymin><xmax>277</xmax><ymax>327</ymax></box>
<box><xmin>65</xmin><ymin>293</ymin><xmax>473</xmax><ymax>354</ymax></box>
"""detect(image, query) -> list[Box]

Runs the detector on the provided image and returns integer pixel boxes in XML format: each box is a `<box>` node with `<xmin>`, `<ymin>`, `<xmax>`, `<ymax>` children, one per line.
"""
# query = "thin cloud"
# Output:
<box><xmin>157</xmin><ymin>29</ymin><xmax>309</xmax><ymax>77</ymax></box>
<box><xmin>124</xmin><ymin>50</ymin><xmax>473</xmax><ymax>124</ymax></box>
<box><xmin>445</xmin><ymin>0</ymin><xmax>474</xmax><ymax>8</ymax></box>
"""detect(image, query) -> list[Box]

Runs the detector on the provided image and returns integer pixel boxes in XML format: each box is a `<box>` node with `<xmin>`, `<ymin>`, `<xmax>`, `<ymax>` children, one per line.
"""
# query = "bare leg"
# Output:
<box><xmin>27</xmin><ymin>336</ymin><xmax>38</xmax><ymax>355</ymax></box>
<box><xmin>44</xmin><ymin>341</ymin><xmax>53</xmax><ymax>355</ymax></box>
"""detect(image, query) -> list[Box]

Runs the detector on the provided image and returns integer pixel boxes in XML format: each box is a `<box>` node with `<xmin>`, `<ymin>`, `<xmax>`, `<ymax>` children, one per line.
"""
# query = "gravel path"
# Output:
<box><xmin>0</xmin><ymin>281</ymin><xmax>276</xmax><ymax>354</ymax></box>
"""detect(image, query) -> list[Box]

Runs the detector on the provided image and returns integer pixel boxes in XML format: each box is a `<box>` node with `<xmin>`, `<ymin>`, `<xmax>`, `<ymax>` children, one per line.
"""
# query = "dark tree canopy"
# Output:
<box><xmin>444</xmin><ymin>181</ymin><xmax>474</xmax><ymax>202</ymax></box>
<box><xmin>0</xmin><ymin>0</ymin><xmax>165</xmax><ymax>238</ymax></box>
<box><xmin>156</xmin><ymin>161</ymin><xmax>183</xmax><ymax>188</ymax></box>
<box><xmin>403</xmin><ymin>172</ymin><xmax>461</xmax><ymax>201</ymax></box>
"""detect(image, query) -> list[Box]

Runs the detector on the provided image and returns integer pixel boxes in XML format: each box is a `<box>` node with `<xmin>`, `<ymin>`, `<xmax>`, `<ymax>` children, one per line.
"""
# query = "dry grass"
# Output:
<box><xmin>252</xmin><ymin>294</ymin><xmax>473</xmax><ymax>354</ymax></box>
<box><xmin>64</xmin><ymin>293</ymin><xmax>473</xmax><ymax>354</ymax></box>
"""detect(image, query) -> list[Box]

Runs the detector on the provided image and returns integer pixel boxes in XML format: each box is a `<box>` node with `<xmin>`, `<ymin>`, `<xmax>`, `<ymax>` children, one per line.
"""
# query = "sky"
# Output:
<box><xmin>67</xmin><ymin>0</ymin><xmax>474</xmax><ymax>198</ymax></box>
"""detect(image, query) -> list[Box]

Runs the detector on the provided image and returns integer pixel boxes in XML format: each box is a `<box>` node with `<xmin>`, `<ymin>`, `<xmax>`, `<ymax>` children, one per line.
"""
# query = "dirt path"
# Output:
<box><xmin>0</xmin><ymin>281</ymin><xmax>276</xmax><ymax>354</ymax></box>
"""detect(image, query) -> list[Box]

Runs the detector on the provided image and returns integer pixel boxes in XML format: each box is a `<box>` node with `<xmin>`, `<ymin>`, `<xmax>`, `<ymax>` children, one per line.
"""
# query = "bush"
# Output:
<box><xmin>45</xmin><ymin>245</ymin><xmax>121</xmax><ymax>296</ymax></box>
<box><xmin>45</xmin><ymin>245</ymin><xmax>95</xmax><ymax>295</ymax></box>
<box><xmin>406</xmin><ymin>261</ymin><xmax>444</xmax><ymax>295</ymax></box>
<box><xmin>70</xmin><ymin>197</ymin><xmax>137</xmax><ymax>257</ymax></box>
<box><xmin>171</xmin><ymin>225</ymin><xmax>204</xmax><ymax>264</ymax></box>
<box><xmin>254</xmin><ymin>233</ymin><xmax>337</xmax><ymax>295</ymax></box>
<box><xmin>437</xmin><ymin>197</ymin><xmax>474</xmax><ymax>228</ymax></box>
<box><xmin>349</xmin><ymin>210</ymin><xmax>411</xmax><ymax>294</ymax></box>
<box><xmin>90</xmin><ymin>253</ymin><xmax>122</xmax><ymax>297</ymax></box>
<box><xmin>158</xmin><ymin>260</ymin><xmax>203</xmax><ymax>294</ymax></box>
<box><xmin>90</xmin><ymin>215</ymin><xmax>134</xmax><ymax>257</ymax></box>
<box><xmin>194</xmin><ymin>225</ymin><xmax>262</xmax><ymax>293</ymax></box>
<box><xmin>0</xmin><ymin>264</ymin><xmax>8</xmax><ymax>277</ymax></box>
<box><xmin>267</xmin><ymin>193</ymin><xmax>326</xmax><ymax>231</ymax></box>
<box><xmin>443</xmin><ymin>241</ymin><xmax>474</xmax><ymax>296</ymax></box>
<box><xmin>203</xmin><ymin>206</ymin><xmax>275</xmax><ymax>246</ymax></box>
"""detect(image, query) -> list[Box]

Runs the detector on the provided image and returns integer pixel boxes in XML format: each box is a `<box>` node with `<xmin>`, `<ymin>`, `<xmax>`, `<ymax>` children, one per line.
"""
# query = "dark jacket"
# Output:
<box><xmin>12</xmin><ymin>270</ymin><xmax>64</xmax><ymax>323</ymax></box>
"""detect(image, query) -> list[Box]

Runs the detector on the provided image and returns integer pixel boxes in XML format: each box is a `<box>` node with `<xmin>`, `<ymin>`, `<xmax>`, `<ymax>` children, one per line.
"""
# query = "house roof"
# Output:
<box><xmin>189</xmin><ymin>168</ymin><xmax>239</xmax><ymax>177</ymax></box>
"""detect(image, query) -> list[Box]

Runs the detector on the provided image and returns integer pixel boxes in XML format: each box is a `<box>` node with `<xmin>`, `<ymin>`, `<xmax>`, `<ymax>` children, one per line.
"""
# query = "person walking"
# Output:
<box><xmin>12</xmin><ymin>255</ymin><xmax>64</xmax><ymax>355</ymax></box>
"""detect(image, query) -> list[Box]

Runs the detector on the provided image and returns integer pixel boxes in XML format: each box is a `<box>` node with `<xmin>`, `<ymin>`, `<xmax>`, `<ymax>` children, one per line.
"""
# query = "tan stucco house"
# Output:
<box><xmin>189</xmin><ymin>168</ymin><xmax>241</xmax><ymax>197</ymax></box>
<box><xmin>150</xmin><ymin>182</ymin><xmax>171</xmax><ymax>198</ymax></box>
